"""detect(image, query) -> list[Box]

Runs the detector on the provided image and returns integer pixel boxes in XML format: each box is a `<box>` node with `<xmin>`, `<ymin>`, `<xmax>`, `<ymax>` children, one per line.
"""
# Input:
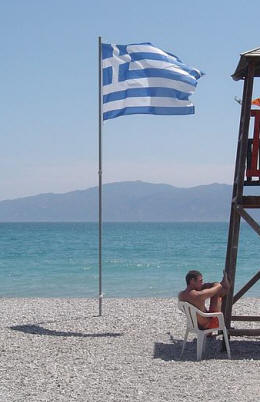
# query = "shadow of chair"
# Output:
<box><xmin>153</xmin><ymin>332</ymin><xmax>260</xmax><ymax>362</ymax></box>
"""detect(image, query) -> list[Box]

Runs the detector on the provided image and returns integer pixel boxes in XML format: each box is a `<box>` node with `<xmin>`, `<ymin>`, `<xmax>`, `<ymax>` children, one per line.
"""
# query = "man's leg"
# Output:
<box><xmin>209</xmin><ymin>273</ymin><xmax>230</xmax><ymax>312</ymax></box>
<box><xmin>207</xmin><ymin>292</ymin><xmax>224</xmax><ymax>331</ymax></box>
<box><xmin>209</xmin><ymin>294</ymin><xmax>222</xmax><ymax>312</ymax></box>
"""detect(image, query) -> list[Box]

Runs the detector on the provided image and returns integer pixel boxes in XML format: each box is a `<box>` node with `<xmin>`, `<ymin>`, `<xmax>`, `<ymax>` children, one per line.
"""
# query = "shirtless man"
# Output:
<box><xmin>178</xmin><ymin>270</ymin><xmax>230</xmax><ymax>329</ymax></box>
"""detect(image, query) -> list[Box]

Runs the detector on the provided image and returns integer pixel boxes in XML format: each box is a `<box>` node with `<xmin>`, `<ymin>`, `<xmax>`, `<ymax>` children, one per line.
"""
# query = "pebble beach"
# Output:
<box><xmin>0</xmin><ymin>297</ymin><xmax>259</xmax><ymax>401</ymax></box>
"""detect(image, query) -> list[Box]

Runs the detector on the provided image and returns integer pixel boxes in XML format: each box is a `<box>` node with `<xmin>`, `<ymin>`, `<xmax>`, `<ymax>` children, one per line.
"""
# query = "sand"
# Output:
<box><xmin>0</xmin><ymin>297</ymin><xmax>259</xmax><ymax>401</ymax></box>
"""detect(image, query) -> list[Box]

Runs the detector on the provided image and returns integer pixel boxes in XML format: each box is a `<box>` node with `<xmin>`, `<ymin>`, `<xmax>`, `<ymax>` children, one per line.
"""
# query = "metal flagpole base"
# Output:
<box><xmin>99</xmin><ymin>293</ymin><xmax>103</xmax><ymax>316</ymax></box>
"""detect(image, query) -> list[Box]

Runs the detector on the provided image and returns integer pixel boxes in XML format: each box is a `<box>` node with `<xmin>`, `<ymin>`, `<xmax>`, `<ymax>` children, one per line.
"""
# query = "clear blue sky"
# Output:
<box><xmin>1</xmin><ymin>0</ymin><xmax>260</xmax><ymax>200</ymax></box>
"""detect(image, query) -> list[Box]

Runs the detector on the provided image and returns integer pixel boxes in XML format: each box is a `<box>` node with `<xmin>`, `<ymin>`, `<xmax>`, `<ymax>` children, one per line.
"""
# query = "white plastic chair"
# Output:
<box><xmin>178</xmin><ymin>301</ymin><xmax>231</xmax><ymax>361</ymax></box>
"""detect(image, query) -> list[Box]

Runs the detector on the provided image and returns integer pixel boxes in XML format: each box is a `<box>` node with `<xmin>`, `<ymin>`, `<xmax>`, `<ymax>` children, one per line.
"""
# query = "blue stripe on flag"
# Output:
<box><xmin>119</xmin><ymin>68</ymin><xmax>197</xmax><ymax>86</ymax></box>
<box><xmin>103</xmin><ymin>87</ymin><xmax>190</xmax><ymax>104</ymax></box>
<box><xmin>102</xmin><ymin>44</ymin><xmax>129</xmax><ymax>59</ymax></box>
<box><xmin>130</xmin><ymin>52</ymin><xmax>203</xmax><ymax>79</ymax></box>
<box><xmin>102</xmin><ymin>44</ymin><xmax>114</xmax><ymax>59</ymax></box>
<box><xmin>131</xmin><ymin>52</ymin><xmax>175</xmax><ymax>62</ymax></box>
<box><xmin>103</xmin><ymin>106</ymin><xmax>195</xmax><ymax>120</ymax></box>
<box><xmin>103</xmin><ymin>66</ymin><xmax>113</xmax><ymax>86</ymax></box>
<box><xmin>102</xmin><ymin>42</ymin><xmax>153</xmax><ymax>59</ymax></box>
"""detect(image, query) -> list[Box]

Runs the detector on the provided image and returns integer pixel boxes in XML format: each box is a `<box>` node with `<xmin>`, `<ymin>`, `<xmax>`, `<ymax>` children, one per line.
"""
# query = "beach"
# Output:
<box><xmin>0</xmin><ymin>297</ymin><xmax>259</xmax><ymax>401</ymax></box>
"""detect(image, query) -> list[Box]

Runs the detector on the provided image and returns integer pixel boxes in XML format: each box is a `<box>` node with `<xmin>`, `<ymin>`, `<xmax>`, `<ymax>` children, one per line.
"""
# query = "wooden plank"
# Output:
<box><xmin>231</xmin><ymin>315</ymin><xmax>260</xmax><ymax>322</ymax></box>
<box><xmin>247</xmin><ymin>112</ymin><xmax>260</xmax><ymax>175</ymax></box>
<box><xmin>222</xmin><ymin>206</ymin><xmax>241</xmax><ymax>328</ymax></box>
<box><xmin>242</xmin><ymin>195</ymin><xmax>260</xmax><ymax>207</ymax></box>
<box><xmin>236</xmin><ymin>206</ymin><xmax>260</xmax><ymax>235</ymax></box>
<box><xmin>244</xmin><ymin>181</ymin><xmax>260</xmax><ymax>186</ymax></box>
<box><xmin>236</xmin><ymin>62</ymin><xmax>256</xmax><ymax>201</ymax></box>
<box><xmin>223</xmin><ymin>62</ymin><xmax>255</xmax><ymax>329</ymax></box>
<box><xmin>233</xmin><ymin>271</ymin><xmax>260</xmax><ymax>304</ymax></box>
<box><xmin>246</xmin><ymin>170</ymin><xmax>260</xmax><ymax>177</ymax></box>
<box><xmin>228</xmin><ymin>328</ymin><xmax>260</xmax><ymax>336</ymax></box>
<box><xmin>246</xmin><ymin>138</ymin><xmax>253</xmax><ymax>173</ymax></box>
<box><xmin>251</xmin><ymin>109</ymin><xmax>260</xmax><ymax>118</ymax></box>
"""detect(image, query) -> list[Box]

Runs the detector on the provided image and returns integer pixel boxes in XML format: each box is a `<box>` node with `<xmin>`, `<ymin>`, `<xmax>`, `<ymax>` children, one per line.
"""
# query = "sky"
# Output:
<box><xmin>1</xmin><ymin>0</ymin><xmax>260</xmax><ymax>201</ymax></box>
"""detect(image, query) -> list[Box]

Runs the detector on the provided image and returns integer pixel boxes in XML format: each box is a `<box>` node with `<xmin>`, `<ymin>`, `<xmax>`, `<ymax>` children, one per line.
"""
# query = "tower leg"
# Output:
<box><xmin>222</xmin><ymin>62</ymin><xmax>255</xmax><ymax>329</ymax></box>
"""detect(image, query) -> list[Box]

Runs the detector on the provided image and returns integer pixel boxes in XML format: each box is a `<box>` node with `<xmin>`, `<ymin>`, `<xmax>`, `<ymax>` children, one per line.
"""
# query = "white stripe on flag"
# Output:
<box><xmin>129</xmin><ymin>59</ymin><xmax>193</xmax><ymax>77</ymax></box>
<box><xmin>103</xmin><ymin>77</ymin><xmax>195</xmax><ymax>96</ymax></box>
<box><xmin>103</xmin><ymin>97</ymin><xmax>192</xmax><ymax>113</ymax></box>
<box><xmin>126</xmin><ymin>44</ymin><xmax>174</xmax><ymax>59</ymax></box>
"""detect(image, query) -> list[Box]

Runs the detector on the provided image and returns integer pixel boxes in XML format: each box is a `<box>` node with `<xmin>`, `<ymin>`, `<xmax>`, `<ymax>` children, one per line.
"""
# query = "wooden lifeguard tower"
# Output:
<box><xmin>222</xmin><ymin>48</ymin><xmax>260</xmax><ymax>337</ymax></box>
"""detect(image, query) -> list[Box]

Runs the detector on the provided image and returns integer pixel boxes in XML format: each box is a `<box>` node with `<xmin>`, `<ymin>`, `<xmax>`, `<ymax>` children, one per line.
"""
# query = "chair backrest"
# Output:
<box><xmin>178</xmin><ymin>301</ymin><xmax>200</xmax><ymax>330</ymax></box>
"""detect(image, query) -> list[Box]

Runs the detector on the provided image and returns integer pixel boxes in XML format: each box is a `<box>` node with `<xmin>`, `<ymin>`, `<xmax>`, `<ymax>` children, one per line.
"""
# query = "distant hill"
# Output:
<box><xmin>0</xmin><ymin>181</ymin><xmax>243</xmax><ymax>222</ymax></box>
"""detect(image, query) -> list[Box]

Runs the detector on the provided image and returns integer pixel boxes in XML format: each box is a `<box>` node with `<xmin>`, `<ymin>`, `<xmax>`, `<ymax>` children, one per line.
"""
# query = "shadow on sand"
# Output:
<box><xmin>153</xmin><ymin>332</ymin><xmax>260</xmax><ymax>361</ymax></box>
<box><xmin>10</xmin><ymin>324</ymin><xmax>123</xmax><ymax>338</ymax></box>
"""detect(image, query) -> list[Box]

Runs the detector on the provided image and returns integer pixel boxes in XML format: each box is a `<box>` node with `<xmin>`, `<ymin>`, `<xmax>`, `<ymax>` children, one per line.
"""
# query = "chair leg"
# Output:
<box><xmin>202</xmin><ymin>335</ymin><xmax>207</xmax><ymax>356</ymax></box>
<box><xmin>180</xmin><ymin>328</ymin><xmax>189</xmax><ymax>358</ymax></box>
<box><xmin>223</xmin><ymin>328</ymin><xmax>231</xmax><ymax>359</ymax></box>
<box><xmin>197</xmin><ymin>334</ymin><xmax>205</xmax><ymax>361</ymax></box>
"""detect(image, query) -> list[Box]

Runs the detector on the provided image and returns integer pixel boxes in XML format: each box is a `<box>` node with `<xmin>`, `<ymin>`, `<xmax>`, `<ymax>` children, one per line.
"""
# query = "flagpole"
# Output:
<box><xmin>98</xmin><ymin>36</ymin><xmax>103</xmax><ymax>316</ymax></box>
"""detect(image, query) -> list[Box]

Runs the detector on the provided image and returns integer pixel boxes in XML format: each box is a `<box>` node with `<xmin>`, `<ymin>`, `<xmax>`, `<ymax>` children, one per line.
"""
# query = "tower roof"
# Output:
<box><xmin>232</xmin><ymin>47</ymin><xmax>260</xmax><ymax>81</ymax></box>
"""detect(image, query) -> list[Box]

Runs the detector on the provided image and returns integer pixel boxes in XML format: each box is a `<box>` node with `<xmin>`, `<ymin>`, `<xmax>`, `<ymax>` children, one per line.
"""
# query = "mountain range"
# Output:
<box><xmin>0</xmin><ymin>181</ymin><xmax>244</xmax><ymax>222</ymax></box>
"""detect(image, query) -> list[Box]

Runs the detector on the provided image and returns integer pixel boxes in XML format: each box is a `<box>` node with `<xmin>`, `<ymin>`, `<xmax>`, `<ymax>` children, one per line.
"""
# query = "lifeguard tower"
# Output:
<box><xmin>222</xmin><ymin>48</ymin><xmax>260</xmax><ymax>337</ymax></box>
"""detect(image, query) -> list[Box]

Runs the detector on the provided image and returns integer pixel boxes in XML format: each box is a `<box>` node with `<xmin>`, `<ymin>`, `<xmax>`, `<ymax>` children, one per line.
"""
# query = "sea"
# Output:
<box><xmin>0</xmin><ymin>222</ymin><xmax>259</xmax><ymax>298</ymax></box>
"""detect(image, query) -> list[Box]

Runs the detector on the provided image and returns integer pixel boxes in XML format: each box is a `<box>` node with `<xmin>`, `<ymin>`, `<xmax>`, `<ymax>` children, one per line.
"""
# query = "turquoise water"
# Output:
<box><xmin>0</xmin><ymin>222</ymin><xmax>259</xmax><ymax>298</ymax></box>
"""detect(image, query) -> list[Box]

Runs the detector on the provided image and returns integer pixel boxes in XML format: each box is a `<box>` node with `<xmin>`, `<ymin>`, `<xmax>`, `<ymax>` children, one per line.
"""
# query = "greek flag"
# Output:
<box><xmin>102</xmin><ymin>42</ymin><xmax>204</xmax><ymax>121</ymax></box>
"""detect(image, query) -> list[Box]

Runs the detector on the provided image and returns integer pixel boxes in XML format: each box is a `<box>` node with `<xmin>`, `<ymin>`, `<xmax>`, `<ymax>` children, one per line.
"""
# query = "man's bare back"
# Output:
<box><xmin>178</xmin><ymin>270</ymin><xmax>230</xmax><ymax>329</ymax></box>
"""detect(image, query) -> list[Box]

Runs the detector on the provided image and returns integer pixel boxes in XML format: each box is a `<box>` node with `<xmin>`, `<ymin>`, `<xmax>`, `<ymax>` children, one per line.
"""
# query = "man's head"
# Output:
<box><xmin>185</xmin><ymin>270</ymin><xmax>203</xmax><ymax>290</ymax></box>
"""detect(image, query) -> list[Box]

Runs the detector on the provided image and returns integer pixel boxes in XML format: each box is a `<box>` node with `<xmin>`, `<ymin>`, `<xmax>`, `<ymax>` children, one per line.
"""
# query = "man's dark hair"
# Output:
<box><xmin>186</xmin><ymin>270</ymin><xmax>202</xmax><ymax>285</ymax></box>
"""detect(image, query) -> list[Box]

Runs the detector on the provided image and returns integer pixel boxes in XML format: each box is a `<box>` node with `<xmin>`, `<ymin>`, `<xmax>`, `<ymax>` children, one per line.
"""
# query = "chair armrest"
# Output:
<box><xmin>178</xmin><ymin>301</ymin><xmax>226</xmax><ymax>329</ymax></box>
<box><xmin>196</xmin><ymin>310</ymin><xmax>225</xmax><ymax>327</ymax></box>
<box><xmin>196</xmin><ymin>311</ymin><xmax>223</xmax><ymax>318</ymax></box>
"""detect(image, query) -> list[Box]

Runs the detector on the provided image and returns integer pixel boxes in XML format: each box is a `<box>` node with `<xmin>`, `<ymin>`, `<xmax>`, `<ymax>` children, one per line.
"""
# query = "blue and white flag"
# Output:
<box><xmin>102</xmin><ymin>42</ymin><xmax>204</xmax><ymax>121</ymax></box>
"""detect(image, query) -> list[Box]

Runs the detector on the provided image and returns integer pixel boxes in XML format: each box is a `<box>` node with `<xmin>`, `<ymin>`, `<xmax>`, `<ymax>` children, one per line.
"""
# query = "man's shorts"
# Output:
<box><xmin>208</xmin><ymin>316</ymin><xmax>219</xmax><ymax>329</ymax></box>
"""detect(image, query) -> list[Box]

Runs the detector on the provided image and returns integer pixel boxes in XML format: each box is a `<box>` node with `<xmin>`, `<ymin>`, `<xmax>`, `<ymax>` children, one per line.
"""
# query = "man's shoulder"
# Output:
<box><xmin>178</xmin><ymin>289</ymin><xmax>195</xmax><ymax>301</ymax></box>
<box><xmin>178</xmin><ymin>289</ymin><xmax>201</xmax><ymax>303</ymax></box>
<box><xmin>178</xmin><ymin>290</ymin><xmax>186</xmax><ymax>300</ymax></box>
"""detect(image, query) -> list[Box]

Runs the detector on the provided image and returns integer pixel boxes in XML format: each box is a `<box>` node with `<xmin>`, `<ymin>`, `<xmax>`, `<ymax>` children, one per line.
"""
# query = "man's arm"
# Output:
<box><xmin>201</xmin><ymin>282</ymin><xmax>217</xmax><ymax>290</ymax></box>
<box><xmin>192</xmin><ymin>282</ymin><xmax>223</xmax><ymax>300</ymax></box>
